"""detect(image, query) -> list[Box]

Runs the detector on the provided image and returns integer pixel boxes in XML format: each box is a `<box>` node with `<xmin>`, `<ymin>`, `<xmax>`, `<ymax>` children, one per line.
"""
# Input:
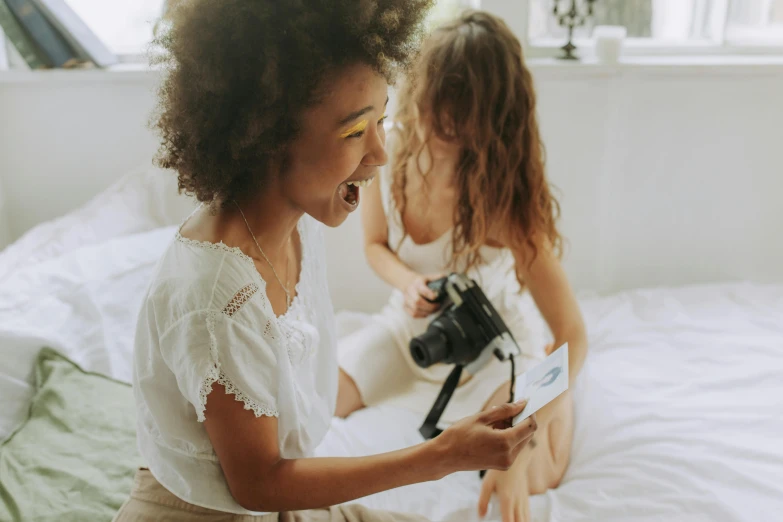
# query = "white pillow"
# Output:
<box><xmin>0</xmin><ymin>226</ymin><xmax>176</xmax><ymax>440</ymax></box>
<box><xmin>0</xmin><ymin>165</ymin><xmax>194</xmax><ymax>284</ymax></box>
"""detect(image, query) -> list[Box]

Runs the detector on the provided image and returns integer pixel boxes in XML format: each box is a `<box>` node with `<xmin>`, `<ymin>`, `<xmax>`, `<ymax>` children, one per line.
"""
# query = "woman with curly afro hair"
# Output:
<box><xmin>118</xmin><ymin>1</ymin><xmax>538</xmax><ymax>521</ymax></box>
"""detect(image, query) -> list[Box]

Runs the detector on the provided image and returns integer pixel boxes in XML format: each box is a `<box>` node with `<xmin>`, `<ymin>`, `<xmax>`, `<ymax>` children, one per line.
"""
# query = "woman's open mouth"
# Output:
<box><xmin>338</xmin><ymin>177</ymin><xmax>375</xmax><ymax>209</ymax></box>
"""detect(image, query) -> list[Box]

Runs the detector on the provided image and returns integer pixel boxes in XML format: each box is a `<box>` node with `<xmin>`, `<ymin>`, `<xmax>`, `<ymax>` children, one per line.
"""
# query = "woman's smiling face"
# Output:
<box><xmin>280</xmin><ymin>63</ymin><xmax>389</xmax><ymax>228</ymax></box>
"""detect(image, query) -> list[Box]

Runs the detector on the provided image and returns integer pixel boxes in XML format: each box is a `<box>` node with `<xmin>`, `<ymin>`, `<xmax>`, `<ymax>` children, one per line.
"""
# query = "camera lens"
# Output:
<box><xmin>409</xmin><ymin>328</ymin><xmax>449</xmax><ymax>368</ymax></box>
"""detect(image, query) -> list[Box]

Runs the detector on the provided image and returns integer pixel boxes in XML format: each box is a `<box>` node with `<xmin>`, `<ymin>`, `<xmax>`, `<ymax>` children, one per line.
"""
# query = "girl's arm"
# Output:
<box><xmin>474</xmin><ymin>238</ymin><xmax>586</xmax><ymax>521</ymax></box>
<box><xmin>361</xmin><ymin>170</ymin><xmax>417</xmax><ymax>292</ymax></box>
<box><xmin>361</xmin><ymin>171</ymin><xmax>439</xmax><ymax>317</ymax></box>
<box><xmin>204</xmin><ymin>383</ymin><xmax>536</xmax><ymax>512</ymax></box>
<box><xmin>513</xmin><ymin>237</ymin><xmax>588</xmax><ymax>385</ymax></box>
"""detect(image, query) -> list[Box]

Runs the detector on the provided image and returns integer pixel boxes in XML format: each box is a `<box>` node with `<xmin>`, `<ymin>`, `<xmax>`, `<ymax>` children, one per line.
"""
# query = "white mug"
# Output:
<box><xmin>593</xmin><ymin>25</ymin><xmax>627</xmax><ymax>64</ymax></box>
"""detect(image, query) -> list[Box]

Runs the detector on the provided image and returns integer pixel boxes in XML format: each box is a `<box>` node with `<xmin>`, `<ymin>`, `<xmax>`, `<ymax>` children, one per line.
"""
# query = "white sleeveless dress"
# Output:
<box><xmin>338</xmin><ymin>137</ymin><xmax>547</xmax><ymax>424</ymax></box>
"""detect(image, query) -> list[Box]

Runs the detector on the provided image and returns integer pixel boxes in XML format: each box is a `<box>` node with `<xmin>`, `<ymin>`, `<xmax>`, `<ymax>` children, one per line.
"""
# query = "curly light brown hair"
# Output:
<box><xmin>152</xmin><ymin>0</ymin><xmax>433</xmax><ymax>205</ymax></box>
<box><xmin>391</xmin><ymin>10</ymin><xmax>562</xmax><ymax>285</ymax></box>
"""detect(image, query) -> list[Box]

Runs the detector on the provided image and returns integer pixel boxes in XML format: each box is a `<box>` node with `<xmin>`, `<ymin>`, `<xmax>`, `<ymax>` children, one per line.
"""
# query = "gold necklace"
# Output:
<box><xmin>234</xmin><ymin>201</ymin><xmax>292</xmax><ymax>309</ymax></box>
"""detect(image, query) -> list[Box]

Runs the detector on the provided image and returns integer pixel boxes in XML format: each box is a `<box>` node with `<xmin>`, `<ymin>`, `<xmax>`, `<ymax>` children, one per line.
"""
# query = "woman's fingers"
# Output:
<box><xmin>404</xmin><ymin>301</ymin><xmax>435</xmax><ymax>318</ymax></box>
<box><xmin>522</xmin><ymin>494</ymin><xmax>531</xmax><ymax>522</ymax></box>
<box><xmin>507</xmin><ymin>414</ymin><xmax>538</xmax><ymax>449</ymax></box>
<box><xmin>480</xmin><ymin>401</ymin><xmax>527</xmax><ymax>425</ymax></box>
<box><xmin>477</xmin><ymin>475</ymin><xmax>494</xmax><ymax>519</ymax></box>
<box><xmin>415</xmin><ymin>278</ymin><xmax>438</xmax><ymax>301</ymax></box>
<box><xmin>499</xmin><ymin>492</ymin><xmax>514</xmax><ymax>522</ymax></box>
<box><xmin>416</xmin><ymin>297</ymin><xmax>440</xmax><ymax>313</ymax></box>
<box><xmin>404</xmin><ymin>293</ymin><xmax>440</xmax><ymax>318</ymax></box>
<box><xmin>403</xmin><ymin>275</ymin><xmax>446</xmax><ymax>318</ymax></box>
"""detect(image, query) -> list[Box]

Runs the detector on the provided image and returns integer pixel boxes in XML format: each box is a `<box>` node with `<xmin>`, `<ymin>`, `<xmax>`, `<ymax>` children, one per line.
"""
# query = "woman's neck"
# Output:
<box><xmin>230</xmin><ymin>192</ymin><xmax>302</xmax><ymax>262</ymax></box>
<box><xmin>416</xmin><ymin>141</ymin><xmax>460</xmax><ymax>187</ymax></box>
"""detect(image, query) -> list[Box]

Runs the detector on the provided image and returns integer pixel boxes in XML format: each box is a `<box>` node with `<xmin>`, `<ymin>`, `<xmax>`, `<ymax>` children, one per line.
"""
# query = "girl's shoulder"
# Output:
<box><xmin>144</xmin><ymin>233</ymin><xmax>273</xmax><ymax>335</ymax></box>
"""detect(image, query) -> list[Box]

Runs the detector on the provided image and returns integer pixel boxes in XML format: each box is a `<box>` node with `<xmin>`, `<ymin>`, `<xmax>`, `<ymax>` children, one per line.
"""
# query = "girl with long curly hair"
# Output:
<box><xmin>337</xmin><ymin>11</ymin><xmax>588</xmax><ymax>522</ymax></box>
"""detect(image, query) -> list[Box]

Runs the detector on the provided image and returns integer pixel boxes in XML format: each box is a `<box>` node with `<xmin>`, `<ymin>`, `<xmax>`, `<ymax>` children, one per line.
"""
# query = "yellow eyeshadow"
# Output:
<box><xmin>340</xmin><ymin>120</ymin><xmax>368</xmax><ymax>138</ymax></box>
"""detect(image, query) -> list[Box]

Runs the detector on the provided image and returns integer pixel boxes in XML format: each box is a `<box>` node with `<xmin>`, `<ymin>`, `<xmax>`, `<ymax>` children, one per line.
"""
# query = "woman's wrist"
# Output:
<box><xmin>395</xmin><ymin>269</ymin><xmax>420</xmax><ymax>293</ymax></box>
<box><xmin>365</xmin><ymin>243</ymin><xmax>418</xmax><ymax>293</ymax></box>
<box><xmin>417</xmin><ymin>436</ymin><xmax>455</xmax><ymax>481</ymax></box>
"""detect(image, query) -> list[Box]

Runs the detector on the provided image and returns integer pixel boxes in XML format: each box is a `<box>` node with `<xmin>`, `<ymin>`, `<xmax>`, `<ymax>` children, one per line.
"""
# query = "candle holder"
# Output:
<box><xmin>552</xmin><ymin>0</ymin><xmax>597</xmax><ymax>60</ymax></box>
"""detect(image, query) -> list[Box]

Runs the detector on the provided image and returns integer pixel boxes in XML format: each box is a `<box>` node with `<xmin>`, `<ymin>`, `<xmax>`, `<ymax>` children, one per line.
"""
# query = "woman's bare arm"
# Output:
<box><xmin>204</xmin><ymin>383</ymin><xmax>536</xmax><ymax>512</ymax></box>
<box><xmin>361</xmin><ymin>171</ymin><xmax>417</xmax><ymax>292</ymax></box>
<box><xmin>513</xmin><ymin>238</ymin><xmax>588</xmax><ymax>385</ymax></box>
<box><xmin>361</xmin><ymin>171</ymin><xmax>440</xmax><ymax>317</ymax></box>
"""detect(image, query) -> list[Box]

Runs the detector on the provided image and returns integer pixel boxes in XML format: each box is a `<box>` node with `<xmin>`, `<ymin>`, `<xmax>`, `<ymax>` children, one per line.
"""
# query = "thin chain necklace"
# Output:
<box><xmin>233</xmin><ymin>201</ymin><xmax>292</xmax><ymax>309</ymax></box>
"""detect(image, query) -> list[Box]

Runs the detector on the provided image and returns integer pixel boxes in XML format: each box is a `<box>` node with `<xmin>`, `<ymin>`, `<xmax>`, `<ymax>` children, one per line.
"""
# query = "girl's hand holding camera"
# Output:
<box><xmin>403</xmin><ymin>274</ymin><xmax>445</xmax><ymax>318</ymax></box>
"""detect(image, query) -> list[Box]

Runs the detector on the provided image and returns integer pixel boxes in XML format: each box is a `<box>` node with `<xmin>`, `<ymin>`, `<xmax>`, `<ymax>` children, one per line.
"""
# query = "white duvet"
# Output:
<box><xmin>1</xmin><ymin>226</ymin><xmax>782</xmax><ymax>521</ymax></box>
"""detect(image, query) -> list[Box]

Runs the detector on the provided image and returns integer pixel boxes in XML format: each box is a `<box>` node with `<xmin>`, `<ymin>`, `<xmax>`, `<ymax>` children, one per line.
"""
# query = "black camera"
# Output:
<box><xmin>411</xmin><ymin>273</ymin><xmax>521</xmax><ymax>440</ymax></box>
<box><xmin>410</xmin><ymin>273</ymin><xmax>519</xmax><ymax>371</ymax></box>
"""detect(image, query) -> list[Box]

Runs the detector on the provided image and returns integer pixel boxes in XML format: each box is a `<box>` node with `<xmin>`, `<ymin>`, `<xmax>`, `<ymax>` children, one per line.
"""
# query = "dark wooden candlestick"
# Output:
<box><xmin>553</xmin><ymin>0</ymin><xmax>597</xmax><ymax>60</ymax></box>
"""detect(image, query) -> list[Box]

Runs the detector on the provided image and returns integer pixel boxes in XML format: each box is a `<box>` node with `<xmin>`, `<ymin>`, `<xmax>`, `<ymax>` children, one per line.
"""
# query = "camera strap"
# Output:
<box><xmin>418</xmin><ymin>364</ymin><xmax>464</xmax><ymax>440</ymax></box>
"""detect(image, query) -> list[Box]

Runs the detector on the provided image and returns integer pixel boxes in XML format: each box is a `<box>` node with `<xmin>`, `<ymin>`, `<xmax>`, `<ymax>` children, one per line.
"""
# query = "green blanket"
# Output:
<box><xmin>0</xmin><ymin>349</ymin><xmax>142</xmax><ymax>522</ymax></box>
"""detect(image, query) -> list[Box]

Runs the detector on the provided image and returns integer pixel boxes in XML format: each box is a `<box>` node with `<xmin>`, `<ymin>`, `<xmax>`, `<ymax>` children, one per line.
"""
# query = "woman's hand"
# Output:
<box><xmin>433</xmin><ymin>401</ymin><xmax>537</xmax><ymax>476</ymax></box>
<box><xmin>478</xmin><ymin>461</ymin><xmax>531</xmax><ymax>522</ymax></box>
<box><xmin>402</xmin><ymin>274</ymin><xmax>444</xmax><ymax>318</ymax></box>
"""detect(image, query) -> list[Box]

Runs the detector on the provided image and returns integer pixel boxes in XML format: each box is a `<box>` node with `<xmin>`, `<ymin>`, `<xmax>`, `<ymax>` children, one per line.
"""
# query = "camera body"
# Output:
<box><xmin>409</xmin><ymin>273</ymin><xmax>520</xmax><ymax>376</ymax></box>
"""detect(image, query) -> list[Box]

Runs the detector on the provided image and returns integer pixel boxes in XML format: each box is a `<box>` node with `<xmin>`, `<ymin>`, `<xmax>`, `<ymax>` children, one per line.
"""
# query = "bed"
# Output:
<box><xmin>1</xmin><ymin>166</ymin><xmax>782</xmax><ymax>522</ymax></box>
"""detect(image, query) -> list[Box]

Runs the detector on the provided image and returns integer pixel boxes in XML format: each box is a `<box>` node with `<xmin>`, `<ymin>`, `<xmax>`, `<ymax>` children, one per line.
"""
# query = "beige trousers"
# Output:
<box><xmin>113</xmin><ymin>469</ymin><xmax>429</xmax><ymax>522</ymax></box>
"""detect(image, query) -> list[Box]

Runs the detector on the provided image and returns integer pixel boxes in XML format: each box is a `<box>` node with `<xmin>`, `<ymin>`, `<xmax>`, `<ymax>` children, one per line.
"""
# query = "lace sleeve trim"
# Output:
<box><xmin>195</xmin><ymin>311</ymin><xmax>279</xmax><ymax>422</ymax></box>
<box><xmin>197</xmin><ymin>367</ymin><xmax>279</xmax><ymax>422</ymax></box>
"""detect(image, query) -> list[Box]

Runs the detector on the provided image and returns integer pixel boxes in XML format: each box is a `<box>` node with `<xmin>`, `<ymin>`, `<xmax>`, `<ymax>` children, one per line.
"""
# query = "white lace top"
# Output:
<box><xmin>132</xmin><ymin>214</ymin><xmax>337</xmax><ymax>515</ymax></box>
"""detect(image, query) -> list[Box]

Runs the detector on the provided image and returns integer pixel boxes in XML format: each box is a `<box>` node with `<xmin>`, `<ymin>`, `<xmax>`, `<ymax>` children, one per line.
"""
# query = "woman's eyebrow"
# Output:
<box><xmin>338</xmin><ymin>96</ymin><xmax>390</xmax><ymax>126</ymax></box>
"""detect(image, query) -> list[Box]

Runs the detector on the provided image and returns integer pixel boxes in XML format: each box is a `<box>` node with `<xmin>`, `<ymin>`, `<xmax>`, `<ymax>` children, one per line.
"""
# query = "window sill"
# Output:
<box><xmin>0</xmin><ymin>63</ymin><xmax>159</xmax><ymax>85</ymax></box>
<box><xmin>526</xmin><ymin>55</ymin><xmax>783</xmax><ymax>78</ymax></box>
<box><xmin>1</xmin><ymin>56</ymin><xmax>782</xmax><ymax>85</ymax></box>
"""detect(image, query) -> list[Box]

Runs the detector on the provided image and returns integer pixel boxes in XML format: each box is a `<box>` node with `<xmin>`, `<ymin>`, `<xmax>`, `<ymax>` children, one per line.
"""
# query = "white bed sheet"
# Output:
<box><xmin>0</xmin><ymin>165</ymin><xmax>193</xmax><ymax>285</ymax></box>
<box><xmin>0</xmin><ymin>227</ymin><xmax>179</xmax><ymax>438</ymax></box>
<box><xmin>321</xmin><ymin>285</ymin><xmax>783</xmax><ymax>522</ymax></box>
<box><xmin>1</xmin><ymin>227</ymin><xmax>781</xmax><ymax>521</ymax></box>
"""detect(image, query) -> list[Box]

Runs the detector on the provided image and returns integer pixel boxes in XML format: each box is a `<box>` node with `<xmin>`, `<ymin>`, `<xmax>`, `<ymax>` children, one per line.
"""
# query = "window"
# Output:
<box><xmin>527</xmin><ymin>0</ymin><xmax>783</xmax><ymax>54</ymax></box>
<box><xmin>64</xmin><ymin>0</ymin><xmax>166</xmax><ymax>58</ymax></box>
<box><xmin>29</xmin><ymin>1</ymin><xmax>783</xmax><ymax>63</ymax></box>
<box><xmin>726</xmin><ymin>0</ymin><xmax>783</xmax><ymax>43</ymax></box>
<box><xmin>62</xmin><ymin>0</ymin><xmax>474</xmax><ymax>63</ymax></box>
<box><xmin>426</xmin><ymin>0</ymin><xmax>477</xmax><ymax>31</ymax></box>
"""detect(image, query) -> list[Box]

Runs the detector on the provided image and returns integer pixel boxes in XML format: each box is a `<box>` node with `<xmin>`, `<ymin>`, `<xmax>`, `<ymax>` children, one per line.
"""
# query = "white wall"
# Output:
<box><xmin>1</xmin><ymin>62</ymin><xmax>782</xmax><ymax>312</ymax></box>
<box><xmin>0</xmin><ymin>71</ymin><xmax>159</xmax><ymax>236</ymax></box>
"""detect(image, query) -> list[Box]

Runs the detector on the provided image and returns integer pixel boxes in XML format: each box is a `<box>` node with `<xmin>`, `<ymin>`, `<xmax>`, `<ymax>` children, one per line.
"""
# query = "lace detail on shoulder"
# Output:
<box><xmin>188</xmin><ymin>217</ymin><xmax>321</xmax><ymax>374</ymax></box>
<box><xmin>196</xmin><ymin>311</ymin><xmax>278</xmax><ymax>422</ymax></box>
<box><xmin>222</xmin><ymin>283</ymin><xmax>259</xmax><ymax>317</ymax></box>
<box><xmin>175</xmin><ymin>231</ymin><xmax>257</xmax><ymax>272</ymax></box>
